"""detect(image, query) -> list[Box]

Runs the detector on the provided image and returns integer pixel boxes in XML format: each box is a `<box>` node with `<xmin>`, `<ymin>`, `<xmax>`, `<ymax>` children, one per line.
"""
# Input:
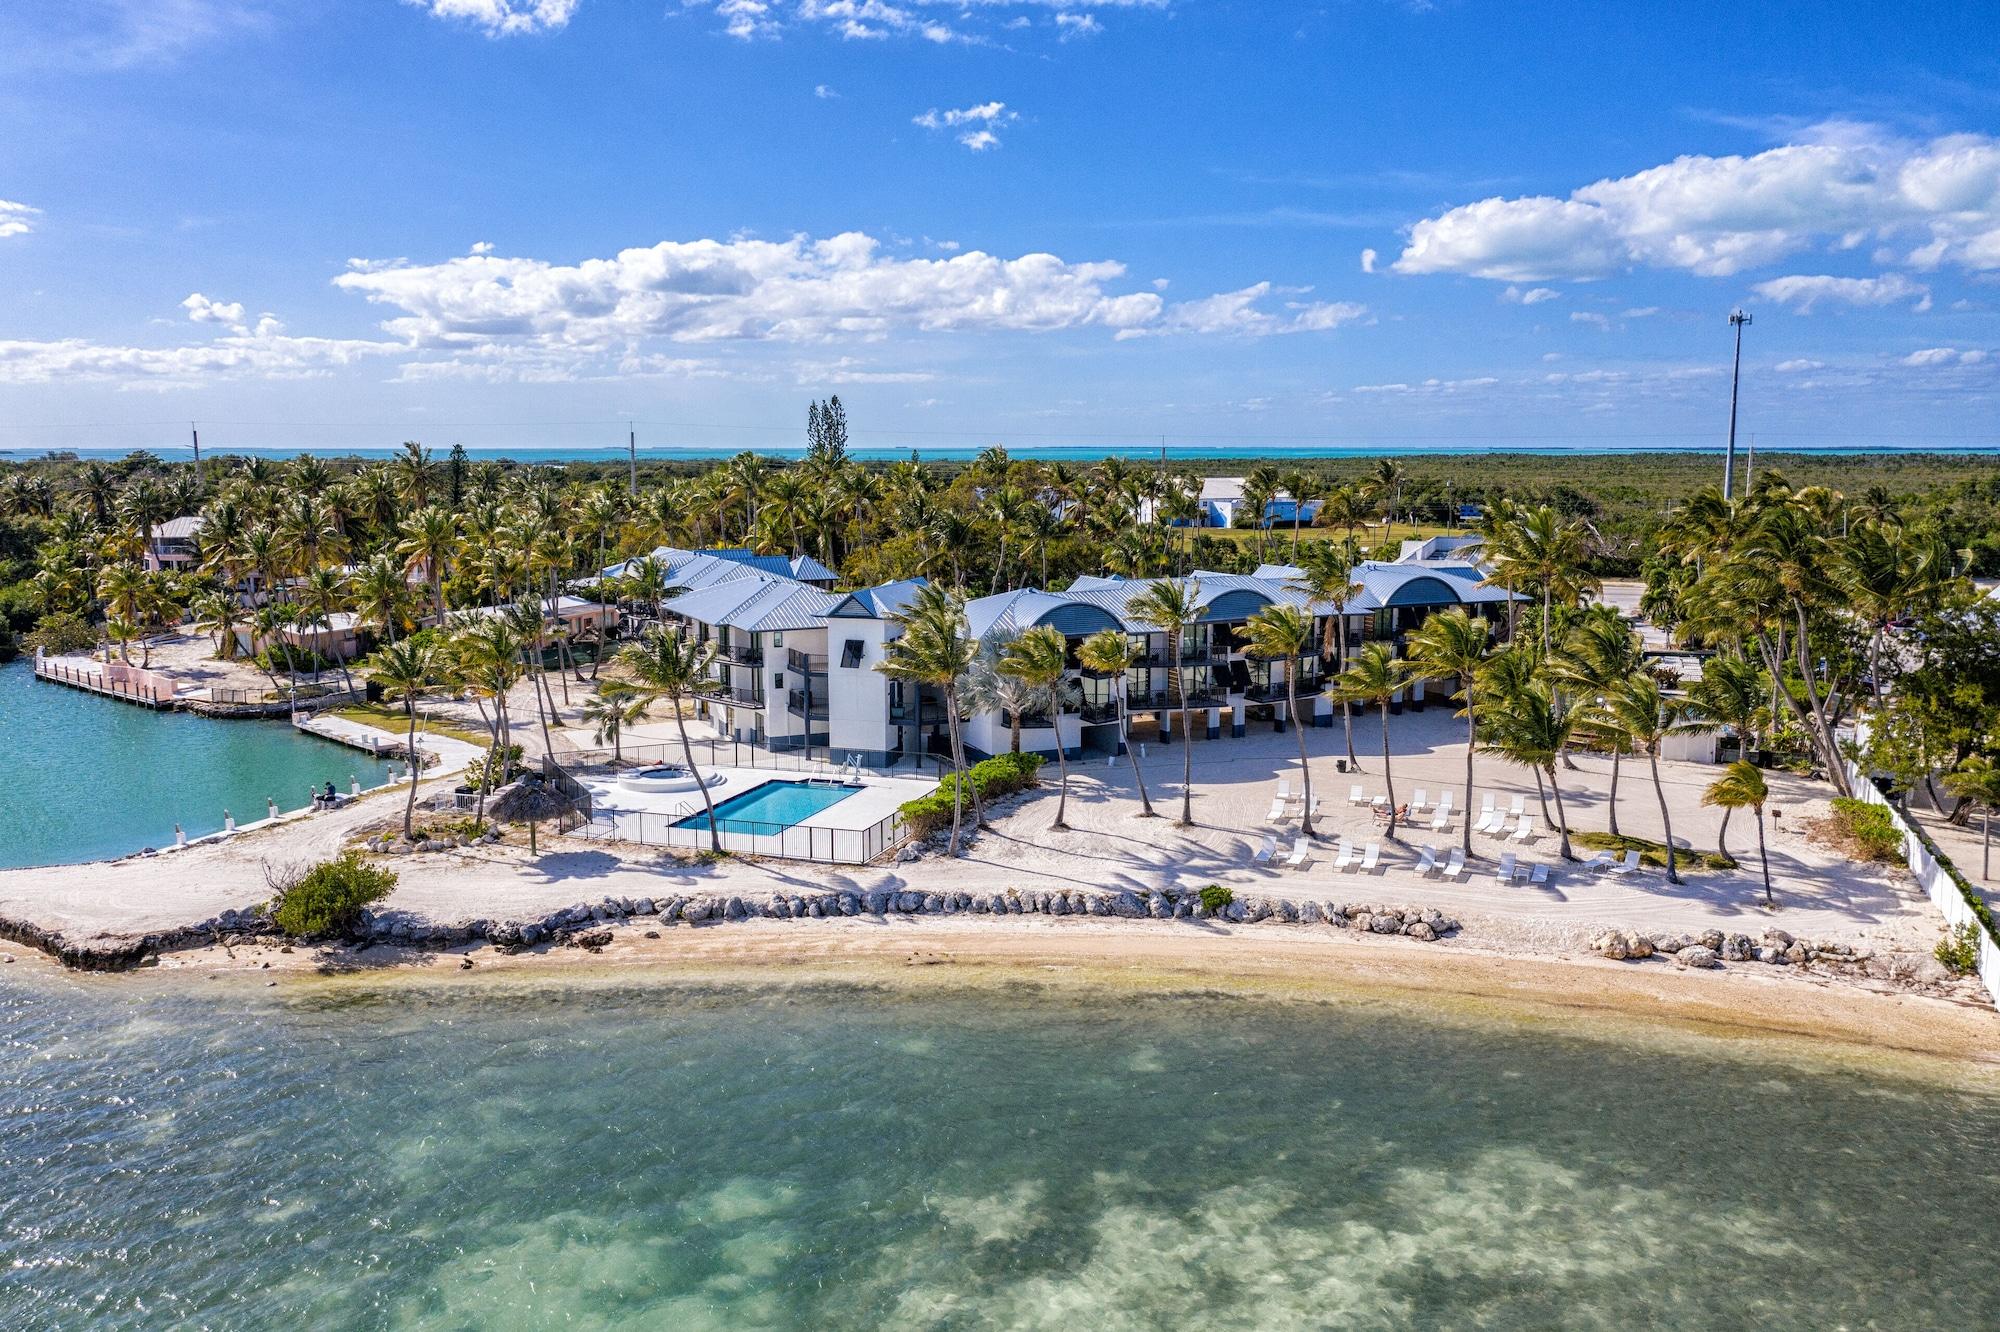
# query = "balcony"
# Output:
<box><xmin>715</xmin><ymin>642</ymin><xmax>764</xmax><ymax>667</ymax></box>
<box><xmin>1079</xmin><ymin>699</ymin><xmax>1119</xmax><ymax>724</ymax></box>
<box><xmin>787</xmin><ymin>649</ymin><xmax>829</xmax><ymax>675</ymax></box>
<box><xmin>889</xmin><ymin>700</ymin><xmax>949</xmax><ymax>724</ymax></box>
<box><xmin>708</xmin><ymin>685</ymin><xmax>766</xmax><ymax>707</ymax></box>
<box><xmin>786</xmin><ymin>688</ymin><xmax>829</xmax><ymax>720</ymax></box>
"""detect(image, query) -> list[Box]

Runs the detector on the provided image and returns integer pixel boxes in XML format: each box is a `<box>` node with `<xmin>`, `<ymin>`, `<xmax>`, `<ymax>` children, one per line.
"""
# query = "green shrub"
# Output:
<box><xmin>1935</xmin><ymin>922</ymin><xmax>1982</xmax><ymax>976</ymax></box>
<box><xmin>1198</xmin><ymin>883</ymin><xmax>1235</xmax><ymax>915</ymax></box>
<box><xmin>1827</xmin><ymin>797</ymin><xmax>1904</xmax><ymax>863</ymax></box>
<box><xmin>899</xmin><ymin>753</ymin><xmax>1045</xmax><ymax>838</ymax></box>
<box><xmin>468</xmin><ymin>743</ymin><xmax>525</xmax><ymax>793</ymax></box>
<box><xmin>271</xmin><ymin>852</ymin><xmax>398</xmax><ymax>938</ymax></box>
<box><xmin>23</xmin><ymin>610</ymin><xmax>98</xmax><ymax>656</ymax></box>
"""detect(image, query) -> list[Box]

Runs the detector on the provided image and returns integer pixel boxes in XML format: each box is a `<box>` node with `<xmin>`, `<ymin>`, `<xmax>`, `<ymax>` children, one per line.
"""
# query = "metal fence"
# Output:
<box><xmin>553</xmin><ymin>736</ymin><xmax>946</xmax><ymax>780</ymax></box>
<box><xmin>566</xmin><ymin>803</ymin><xmax>907</xmax><ymax>865</ymax></box>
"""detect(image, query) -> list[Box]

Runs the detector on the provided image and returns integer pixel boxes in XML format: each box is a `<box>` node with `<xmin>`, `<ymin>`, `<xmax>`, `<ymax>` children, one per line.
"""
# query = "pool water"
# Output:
<box><xmin>675</xmin><ymin>778</ymin><xmax>857</xmax><ymax>833</ymax></box>
<box><xmin>0</xmin><ymin>661</ymin><xmax>399</xmax><ymax>868</ymax></box>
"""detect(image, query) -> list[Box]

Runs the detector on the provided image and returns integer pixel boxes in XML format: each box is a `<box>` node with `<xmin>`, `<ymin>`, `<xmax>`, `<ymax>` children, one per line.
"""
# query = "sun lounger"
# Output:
<box><xmin>1473</xmin><ymin>809</ymin><xmax>1499</xmax><ymax>834</ymax></box>
<box><xmin>1530</xmin><ymin>862</ymin><xmax>1550</xmax><ymax>885</ymax></box>
<box><xmin>1333</xmin><ymin>838</ymin><xmax>1357</xmax><ymax>871</ymax></box>
<box><xmin>1512</xmin><ymin>814</ymin><xmax>1536</xmax><ymax>843</ymax></box>
<box><xmin>1266</xmin><ymin>797</ymin><xmax>1291</xmax><ymax>823</ymax></box>
<box><xmin>1431</xmin><ymin>805</ymin><xmax>1452</xmax><ymax>832</ymax></box>
<box><xmin>1480</xmin><ymin>793</ymin><xmax>1496</xmax><ymax>814</ymax></box>
<box><xmin>1442</xmin><ymin>847</ymin><xmax>1466</xmax><ymax>880</ymax></box>
<box><xmin>1276</xmin><ymin>776</ymin><xmax>1293</xmax><ymax>801</ymax></box>
<box><xmin>1581</xmin><ymin>850</ymin><xmax>1613</xmax><ymax>872</ymax></box>
<box><xmin>1415</xmin><ymin>844</ymin><xmax>1439</xmax><ymax>876</ymax></box>
<box><xmin>1252</xmin><ymin>835</ymin><xmax>1277</xmax><ymax>865</ymax></box>
<box><xmin>1349</xmin><ymin>784</ymin><xmax>1367</xmax><ymax>805</ymax></box>
<box><xmin>1508</xmin><ymin>795</ymin><xmax>1526</xmax><ymax>817</ymax></box>
<box><xmin>1360</xmin><ymin>841</ymin><xmax>1381</xmax><ymax>873</ymax></box>
<box><xmin>1607</xmin><ymin>849</ymin><xmax>1643</xmax><ymax>876</ymax></box>
<box><xmin>1284</xmin><ymin>838</ymin><xmax>1313</xmax><ymax>869</ymax></box>
<box><xmin>1410</xmin><ymin>788</ymin><xmax>1428</xmax><ymax>815</ymax></box>
<box><xmin>1495</xmin><ymin>850</ymin><xmax>1517</xmax><ymax>882</ymax></box>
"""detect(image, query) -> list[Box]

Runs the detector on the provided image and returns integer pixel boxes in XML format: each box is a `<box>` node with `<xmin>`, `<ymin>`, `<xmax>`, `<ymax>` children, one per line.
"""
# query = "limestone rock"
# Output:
<box><xmin>1677</xmin><ymin>945</ymin><xmax>1722</xmax><ymax>969</ymax></box>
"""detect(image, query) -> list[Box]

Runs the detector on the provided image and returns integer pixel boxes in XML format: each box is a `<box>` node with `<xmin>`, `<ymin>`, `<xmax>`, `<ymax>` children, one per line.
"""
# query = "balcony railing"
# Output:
<box><xmin>1079</xmin><ymin>699</ymin><xmax>1119</xmax><ymax>724</ymax></box>
<box><xmin>787</xmin><ymin>689</ymin><xmax>829</xmax><ymax>720</ymax></box>
<box><xmin>715</xmin><ymin>642</ymin><xmax>764</xmax><ymax>666</ymax></box>
<box><xmin>787</xmin><ymin>649</ymin><xmax>829</xmax><ymax>675</ymax></box>
<box><xmin>708</xmin><ymin>685</ymin><xmax>766</xmax><ymax>707</ymax></box>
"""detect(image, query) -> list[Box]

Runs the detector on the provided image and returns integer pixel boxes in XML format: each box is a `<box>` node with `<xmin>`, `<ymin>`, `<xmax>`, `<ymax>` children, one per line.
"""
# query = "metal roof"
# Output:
<box><xmin>662</xmin><ymin>574</ymin><xmax>843</xmax><ymax>634</ymax></box>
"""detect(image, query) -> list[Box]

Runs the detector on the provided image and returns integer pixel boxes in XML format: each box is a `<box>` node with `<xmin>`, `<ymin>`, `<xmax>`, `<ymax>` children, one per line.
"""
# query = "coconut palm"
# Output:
<box><xmin>1553</xmin><ymin>608</ymin><xmax>1644</xmax><ymax>835</ymax></box>
<box><xmin>1331</xmin><ymin>642</ymin><xmax>1409</xmax><ymax>840</ymax></box>
<box><xmin>1128</xmin><ymin>577</ymin><xmax>1204</xmax><ymax>825</ymax></box>
<box><xmin>877</xmin><ymin>583</ymin><xmax>980</xmax><ymax>854</ymax></box>
<box><xmin>398</xmin><ymin>506</ymin><xmax>459</xmax><ymax>623</ymax></box>
<box><xmin>1586</xmin><ymin>673</ymin><xmax>1698</xmax><ymax>883</ymax></box>
<box><xmin>1077</xmin><ymin>626</ymin><xmax>1156</xmax><ymax>818</ymax></box>
<box><xmin>579</xmin><ymin>681</ymin><xmax>648</xmax><ymax>764</ymax></box>
<box><xmin>1289</xmin><ymin>542</ymin><xmax>1362</xmax><ymax>770</ymax></box>
<box><xmin>1364</xmin><ymin>458</ymin><xmax>1407</xmax><ymax>544</ymax></box>
<box><xmin>617</xmin><ymin>627</ymin><xmax>725</xmax><ymax>852</ymax></box>
<box><xmin>1703</xmin><ymin>761</ymin><xmax>1774</xmax><ymax>905</ymax></box>
<box><xmin>370</xmin><ymin>637</ymin><xmax>443</xmax><ymax>840</ymax></box>
<box><xmin>1243</xmin><ymin>603</ymin><xmax>1317</xmax><ymax>836</ymax></box>
<box><xmin>1405</xmin><ymin>609</ymin><xmax>1493</xmax><ymax>853</ymax></box>
<box><xmin>448</xmin><ymin>613</ymin><xmax>526</xmax><ymax>827</ymax></box>
<box><xmin>96</xmin><ymin>561</ymin><xmax>153</xmax><ymax>664</ymax></box>
<box><xmin>1481</xmin><ymin>677</ymin><xmax>1579</xmax><ymax>860</ymax></box>
<box><xmin>1943</xmin><ymin>755</ymin><xmax>2000</xmax><ymax>882</ymax></box>
<box><xmin>1684</xmin><ymin>651</ymin><xmax>1766</xmax><ymax>857</ymax></box>
<box><xmin>999</xmin><ymin>624</ymin><xmax>1078</xmax><ymax>829</ymax></box>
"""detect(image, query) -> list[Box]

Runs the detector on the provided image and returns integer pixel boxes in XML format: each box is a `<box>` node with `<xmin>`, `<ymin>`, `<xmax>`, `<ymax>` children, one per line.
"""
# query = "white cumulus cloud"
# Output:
<box><xmin>406</xmin><ymin>0</ymin><xmax>578</xmax><ymax>37</ymax></box>
<box><xmin>686</xmin><ymin>0</ymin><xmax>1164</xmax><ymax>44</ymax></box>
<box><xmin>1394</xmin><ymin>124</ymin><xmax>2000</xmax><ymax>281</ymax></box>
<box><xmin>1502</xmin><ymin>285</ymin><xmax>1559</xmax><ymax>305</ymax></box>
<box><xmin>914</xmin><ymin>100</ymin><xmax>1019</xmax><ymax>150</ymax></box>
<box><xmin>1900</xmin><ymin>346</ymin><xmax>1987</xmax><ymax>367</ymax></box>
<box><xmin>1751</xmin><ymin>272</ymin><xmax>1930</xmax><ymax>312</ymax></box>
<box><xmin>1115</xmin><ymin>282</ymin><xmax>1366</xmax><ymax>340</ymax></box>
<box><xmin>181</xmin><ymin>292</ymin><xmax>246</xmax><ymax>327</ymax></box>
<box><xmin>0</xmin><ymin>199</ymin><xmax>40</xmax><ymax>239</ymax></box>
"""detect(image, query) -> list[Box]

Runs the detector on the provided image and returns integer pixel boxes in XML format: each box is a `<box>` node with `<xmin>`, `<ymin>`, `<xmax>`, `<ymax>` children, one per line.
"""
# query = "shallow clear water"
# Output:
<box><xmin>677</xmin><ymin>778</ymin><xmax>857</xmax><ymax>833</ymax></box>
<box><xmin>1</xmin><ymin>972</ymin><xmax>1996</xmax><ymax>1329</ymax></box>
<box><xmin>0</xmin><ymin>661</ymin><xmax>398</xmax><ymax>867</ymax></box>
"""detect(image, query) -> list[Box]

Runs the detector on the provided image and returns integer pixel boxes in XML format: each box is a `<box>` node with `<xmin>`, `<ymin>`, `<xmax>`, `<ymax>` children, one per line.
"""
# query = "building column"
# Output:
<box><xmin>1208</xmin><ymin>706</ymin><xmax>1223</xmax><ymax>741</ymax></box>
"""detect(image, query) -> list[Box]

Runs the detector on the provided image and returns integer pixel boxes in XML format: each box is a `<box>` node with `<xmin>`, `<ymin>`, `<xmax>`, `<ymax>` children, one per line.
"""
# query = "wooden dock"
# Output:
<box><xmin>32</xmin><ymin>655</ymin><xmax>179</xmax><ymax>708</ymax></box>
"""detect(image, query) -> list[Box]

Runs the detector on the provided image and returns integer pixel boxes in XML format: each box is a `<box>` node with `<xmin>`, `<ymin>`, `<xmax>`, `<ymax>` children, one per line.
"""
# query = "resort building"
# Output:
<box><xmin>1140</xmin><ymin>477</ymin><xmax>1323</xmax><ymax>529</ymax></box>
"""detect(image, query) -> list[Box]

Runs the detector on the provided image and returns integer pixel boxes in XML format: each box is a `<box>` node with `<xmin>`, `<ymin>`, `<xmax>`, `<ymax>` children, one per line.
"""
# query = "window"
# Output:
<box><xmin>841</xmin><ymin>639</ymin><xmax>865</xmax><ymax>669</ymax></box>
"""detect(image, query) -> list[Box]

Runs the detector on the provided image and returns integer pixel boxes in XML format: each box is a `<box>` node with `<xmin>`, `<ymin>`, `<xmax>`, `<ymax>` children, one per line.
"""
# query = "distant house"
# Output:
<box><xmin>1140</xmin><ymin>478</ymin><xmax>1322</xmax><ymax>529</ymax></box>
<box><xmin>144</xmin><ymin>516</ymin><xmax>205</xmax><ymax>572</ymax></box>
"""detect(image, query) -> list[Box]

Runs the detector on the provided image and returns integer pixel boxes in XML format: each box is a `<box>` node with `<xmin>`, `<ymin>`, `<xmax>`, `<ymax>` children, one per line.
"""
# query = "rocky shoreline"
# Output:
<box><xmin>0</xmin><ymin>887</ymin><xmax>1463</xmax><ymax>972</ymax></box>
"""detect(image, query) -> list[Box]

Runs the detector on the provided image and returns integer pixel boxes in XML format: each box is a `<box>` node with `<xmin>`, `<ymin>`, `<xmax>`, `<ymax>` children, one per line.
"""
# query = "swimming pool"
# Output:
<box><xmin>674</xmin><ymin>779</ymin><xmax>858</xmax><ymax>834</ymax></box>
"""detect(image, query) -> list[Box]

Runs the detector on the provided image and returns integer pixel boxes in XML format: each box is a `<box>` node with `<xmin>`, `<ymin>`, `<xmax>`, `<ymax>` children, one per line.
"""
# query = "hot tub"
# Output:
<box><xmin>616</xmin><ymin>765</ymin><xmax>722</xmax><ymax>794</ymax></box>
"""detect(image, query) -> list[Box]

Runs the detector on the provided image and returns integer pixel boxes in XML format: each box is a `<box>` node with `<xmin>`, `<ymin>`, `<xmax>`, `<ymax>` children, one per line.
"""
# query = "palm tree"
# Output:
<box><xmin>579</xmin><ymin>681</ymin><xmax>648</xmax><ymax>764</ymax></box>
<box><xmin>398</xmin><ymin>506</ymin><xmax>459</xmax><ymax>623</ymax></box>
<box><xmin>877</xmin><ymin>583</ymin><xmax>980</xmax><ymax>854</ymax></box>
<box><xmin>1482</xmin><ymin>678</ymin><xmax>1579</xmax><ymax>860</ymax></box>
<box><xmin>351</xmin><ymin>553</ymin><xmax>412</xmax><ymax>647</ymax></box>
<box><xmin>1363</xmin><ymin>459</ymin><xmax>1407</xmax><ymax>544</ymax></box>
<box><xmin>617</xmin><ymin>628</ymin><xmax>725</xmax><ymax>852</ymax></box>
<box><xmin>1243</xmin><ymin>603</ymin><xmax>1317</xmax><ymax>836</ymax></box>
<box><xmin>1587</xmin><ymin>673</ymin><xmax>1697</xmax><ymax>883</ymax></box>
<box><xmin>191</xmin><ymin>588</ymin><xmax>242</xmax><ymax>661</ymax></box>
<box><xmin>370</xmin><ymin>637</ymin><xmax>442</xmax><ymax>841</ymax></box>
<box><xmin>999</xmin><ymin>625</ymin><xmax>1078</xmax><ymax>829</ymax></box>
<box><xmin>1832</xmin><ymin>521</ymin><xmax>1950</xmax><ymax>710</ymax></box>
<box><xmin>1684</xmin><ymin>651</ymin><xmax>1766</xmax><ymax>857</ymax></box>
<box><xmin>448</xmin><ymin>614</ymin><xmax>526</xmax><ymax>828</ymax></box>
<box><xmin>1405</xmin><ymin>609</ymin><xmax>1492</xmax><ymax>853</ymax></box>
<box><xmin>1289</xmin><ymin>542</ymin><xmax>1361</xmax><ymax>770</ymax></box>
<box><xmin>1331</xmin><ymin>642</ymin><xmax>1408</xmax><ymax>839</ymax></box>
<box><xmin>1314</xmin><ymin>484</ymin><xmax>1368</xmax><ymax>547</ymax></box>
<box><xmin>1703</xmin><ymin>761</ymin><xmax>1774</xmax><ymax>905</ymax></box>
<box><xmin>1552</xmin><ymin>608</ymin><xmax>1644</xmax><ymax>834</ymax></box>
<box><xmin>1943</xmin><ymin>755</ymin><xmax>2000</xmax><ymax>882</ymax></box>
<box><xmin>1077</xmin><ymin>627</ymin><xmax>1156</xmax><ymax>818</ymax></box>
<box><xmin>1128</xmin><ymin>578</ymin><xmax>1204</xmax><ymax>825</ymax></box>
<box><xmin>97</xmin><ymin>561</ymin><xmax>152</xmax><ymax>664</ymax></box>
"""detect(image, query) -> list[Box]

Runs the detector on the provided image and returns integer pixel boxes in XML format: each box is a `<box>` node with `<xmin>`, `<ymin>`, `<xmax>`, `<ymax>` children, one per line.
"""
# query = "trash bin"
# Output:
<box><xmin>1336</xmin><ymin>758</ymin><xmax>1348</xmax><ymax>774</ymax></box>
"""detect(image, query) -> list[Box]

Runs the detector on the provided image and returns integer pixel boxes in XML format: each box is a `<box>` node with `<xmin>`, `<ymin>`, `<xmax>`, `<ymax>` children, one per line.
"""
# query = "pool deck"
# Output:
<box><xmin>578</xmin><ymin>766</ymin><xmax>933</xmax><ymax>861</ymax></box>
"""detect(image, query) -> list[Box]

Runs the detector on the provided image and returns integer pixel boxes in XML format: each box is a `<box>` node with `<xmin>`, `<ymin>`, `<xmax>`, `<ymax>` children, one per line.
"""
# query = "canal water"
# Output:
<box><xmin>0</xmin><ymin>661</ymin><xmax>398</xmax><ymax>868</ymax></box>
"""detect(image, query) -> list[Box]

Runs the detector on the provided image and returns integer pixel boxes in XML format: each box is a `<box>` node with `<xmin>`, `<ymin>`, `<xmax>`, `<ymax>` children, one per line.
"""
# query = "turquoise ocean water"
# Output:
<box><xmin>1</xmin><ymin>973</ymin><xmax>1996</xmax><ymax>1329</ymax></box>
<box><xmin>0</xmin><ymin>662</ymin><xmax>398</xmax><ymax>868</ymax></box>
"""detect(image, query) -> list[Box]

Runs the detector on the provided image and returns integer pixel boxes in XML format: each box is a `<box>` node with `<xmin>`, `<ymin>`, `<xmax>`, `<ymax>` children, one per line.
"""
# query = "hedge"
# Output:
<box><xmin>900</xmin><ymin>752</ymin><xmax>1044</xmax><ymax>838</ymax></box>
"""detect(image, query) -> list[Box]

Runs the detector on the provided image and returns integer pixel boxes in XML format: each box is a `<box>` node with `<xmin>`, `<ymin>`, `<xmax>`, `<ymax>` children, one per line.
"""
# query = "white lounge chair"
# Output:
<box><xmin>1441</xmin><ymin>847</ymin><xmax>1467</xmax><ymax>880</ymax></box>
<box><xmin>1266</xmin><ymin>797</ymin><xmax>1292</xmax><ymax>823</ymax></box>
<box><xmin>1607</xmin><ymin>849</ymin><xmax>1643</xmax><ymax>875</ymax></box>
<box><xmin>1580</xmin><ymin>850</ymin><xmax>1614</xmax><ymax>872</ymax></box>
<box><xmin>1415</xmin><ymin>844</ymin><xmax>1439</xmax><ymax>876</ymax></box>
<box><xmin>1276</xmin><ymin>776</ymin><xmax>1294</xmax><ymax>801</ymax></box>
<box><xmin>1360</xmin><ymin>842</ymin><xmax>1381</xmax><ymax>873</ymax></box>
<box><xmin>1252</xmin><ymin>835</ymin><xmax>1277</xmax><ymax>865</ymax></box>
<box><xmin>1530</xmin><ymin>862</ymin><xmax>1550</xmax><ymax>885</ymax></box>
<box><xmin>1348</xmin><ymin>783</ymin><xmax>1367</xmax><ymax>806</ymax></box>
<box><xmin>1410</xmin><ymin>788</ymin><xmax>1428</xmax><ymax>816</ymax></box>
<box><xmin>1284</xmin><ymin>838</ymin><xmax>1313</xmax><ymax>869</ymax></box>
<box><xmin>1333</xmin><ymin>838</ymin><xmax>1357</xmax><ymax>871</ymax></box>
<box><xmin>1473</xmin><ymin>809</ymin><xmax>1501</xmax><ymax>834</ymax></box>
<box><xmin>1508</xmin><ymin>795</ymin><xmax>1526</xmax><ymax>817</ymax></box>
<box><xmin>1479</xmin><ymin>793</ymin><xmax>1497</xmax><ymax>815</ymax></box>
<box><xmin>1431</xmin><ymin>804</ymin><xmax>1452</xmax><ymax>832</ymax></box>
<box><xmin>1512</xmin><ymin>814</ymin><xmax>1536</xmax><ymax>843</ymax></box>
<box><xmin>1495</xmin><ymin>850</ymin><xmax>1517</xmax><ymax>882</ymax></box>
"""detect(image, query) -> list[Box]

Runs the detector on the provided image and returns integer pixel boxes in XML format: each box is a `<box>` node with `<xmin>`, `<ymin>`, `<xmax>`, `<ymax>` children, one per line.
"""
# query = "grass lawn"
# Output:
<box><xmin>1573</xmin><ymin>829</ymin><xmax>1737</xmax><ymax>872</ymax></box>
<box><xmin>330</xmin><ymin>704</ymin><xmax>490</xmax><ymax>748</ymax></box>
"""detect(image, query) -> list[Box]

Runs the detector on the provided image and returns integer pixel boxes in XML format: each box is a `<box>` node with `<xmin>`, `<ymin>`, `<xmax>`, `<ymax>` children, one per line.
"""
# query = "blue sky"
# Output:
<box><xmin>2</xmin><ymin>0</ymin><xmax>1998</xmax><ymax>454</ymax></box>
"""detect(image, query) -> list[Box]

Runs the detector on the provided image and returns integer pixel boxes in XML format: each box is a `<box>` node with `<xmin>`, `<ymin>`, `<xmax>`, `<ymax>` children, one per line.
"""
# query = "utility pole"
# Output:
<box><xmin>627</xmin><ymin>422</ymin><xmax>637</xmax><ymax>496</ymax></box>
<box><xmin>190</xmin><ymin>422</ymin><xmax>200</xmax><ymax>468</ymax></box>
<box><xmin>1744</xmin><ymin>431</ymin><xmax>1755</xmax><ymax>494</ymax></box>
<box><xmin>1723</xmin><ymin>309</ymin><xmax>1752</xmax><ymax>500</ymax></box>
